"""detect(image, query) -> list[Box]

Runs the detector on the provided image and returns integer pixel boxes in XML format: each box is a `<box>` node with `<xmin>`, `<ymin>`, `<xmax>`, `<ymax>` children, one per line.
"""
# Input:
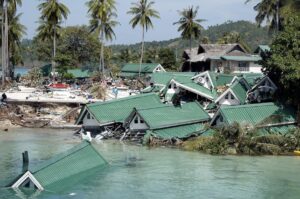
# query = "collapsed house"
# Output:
<box><xmin>182</xmin><ymin>43</ymin><xmax>262</xmax><ymax>73</ymax></box>
<box><xmin>119</xmin><ymin>63</ymin><xmax>166</xmax><ymax>79</ymax></box>
<box><xmin>210</xmin><ymin>103</ymin><xmax>297</xmax><ymax>135</ymax></box>
<box><xmin>76</xmin><ymin>93</ymin><xmax>163</xmax><ymax>133</ymax></box>
<box><xmin>8</xmin><ymin>141</ymin><xmax>107</xmax><ymax>192</ymax></box>
<box><xmin>123</xmin><ymin>102</ymin><xmax>210</xmax><ymax>141</ymax></box>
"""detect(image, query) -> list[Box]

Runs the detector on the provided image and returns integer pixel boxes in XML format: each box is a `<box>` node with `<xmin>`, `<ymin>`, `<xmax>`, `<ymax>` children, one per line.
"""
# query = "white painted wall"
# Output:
<box><xmin>165</xmin><ymin>82</ymin><xmax>180</xmax><ymax>102</ymax></box>
<box><xmin>194</xmin><ymin>74</ymin><xmax>212</xmax><ymax>89</ymax></box>
<box><xmin>153</xmin><ymin>65</ymin><xmax>166</xmax><ymax>73</ymax></box>
<box><xmin>129</xmin><ymin>115</ymin><xmax>148</xmax><ymax>130</ymax></box>
<box><xmin>218</xmin><ymin>92</ymin><xmax>240</xmax><ymax>106</ymax></box>
<box><xmin>83</xmin><ymin>111</ymin><xmax>99</xmax><ymax>126</ymax></box>
<box><xmin>248</xmin><ymin>62</ymin><xmax>262</xmax><ymax>73</ymax></box>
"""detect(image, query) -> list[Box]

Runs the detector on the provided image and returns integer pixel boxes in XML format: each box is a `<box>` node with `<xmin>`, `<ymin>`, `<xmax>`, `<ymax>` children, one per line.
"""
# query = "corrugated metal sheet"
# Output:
<box><xmin>87</xmin><ymin>93</ymin><xmax>163</xmax><ymax>124</ymax></box>
<box><xmin>137</xmin><ymin>102</ymin><xmax>210</xmax><ymax>129</ymax></box>
<box><xmin>31</xmin><ymin>141</ymin><xmax>107</xmax><ymax>190</ymax></box>
<box><xmin>230</xmin><ymin>80</ymin><xmax>249</xmax><ymax>104</ymax></box>
<box><xmin>147</xmin><ymin>123</ymin><xmax>206</xmax><ymax>139</ymax></box>
<box><xmin>121</xmin><ymin>63</ymin><xmax>160</xmax><ymax>73</ymax></box>
<box><xmin>221</xmin><ymin>55</ymin><xmax>262</xmax><ymax>62</ymax></box>
<box><xmin>219</xmin><ymin>102</ymin><xmax>296</xmax><ymax>126</ymax></box>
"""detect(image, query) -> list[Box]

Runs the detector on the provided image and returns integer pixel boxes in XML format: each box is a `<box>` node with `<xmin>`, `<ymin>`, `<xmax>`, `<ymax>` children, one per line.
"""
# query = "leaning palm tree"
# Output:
<box><xmin>87</xmin><ymin>0</ymin><xmax>118</xmax><ymax>76</ymax></box>
<box><xmin>127</xmin><ymin>0</ymin><xmax>160</xmax><ymax>78</ymax></box>
<box><xmin>174</xmin><ymin>6</ymin><xmax>205</xmax><ymax>72</ymax></box>
<box><xmin>38</xmin><ymin>0</ymin><xmax>69</xmax><ymax>76</ymax></box>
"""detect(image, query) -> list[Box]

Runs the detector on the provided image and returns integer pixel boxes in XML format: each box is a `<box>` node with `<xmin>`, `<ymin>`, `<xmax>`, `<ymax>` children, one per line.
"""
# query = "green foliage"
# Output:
<box><xmin>261</xmin><ymin>15</ymin><xmax>300</xmax><ymax>106</ymax></box>
<box><xmin>173</xmin><ymin>6</ymin><xmax>205</xmax><ymax>41</ymax></box>
<box><xmin>30</xmin><ymin>26</ymin><xmax>103</xmax><ymax>68</ymax></box>
<box><xmin>127</xmin><ymin>0</ymin><xmax>160</xmax><ymax>31</ymax></box>
<box><xmin>157</xmin><ymin>48</ymin><xmax>177</xmax><ymax>71</ymax></box>
<box><xmin>26</xmin><ymin>67</ymin><xmax>43</xmax><ymax>86</ymax></box>
<box><xmin>217</xmin><ymin>31</ymin><xmax>251</xmax><ymax>52</ymax></box>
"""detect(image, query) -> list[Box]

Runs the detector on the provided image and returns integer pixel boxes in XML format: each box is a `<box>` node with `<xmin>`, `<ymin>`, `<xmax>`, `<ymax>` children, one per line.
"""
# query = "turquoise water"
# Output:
<box><xmin>1</xmin><ymin>128</ymin><xmax>300</xmax><ymax>199</ymax></box>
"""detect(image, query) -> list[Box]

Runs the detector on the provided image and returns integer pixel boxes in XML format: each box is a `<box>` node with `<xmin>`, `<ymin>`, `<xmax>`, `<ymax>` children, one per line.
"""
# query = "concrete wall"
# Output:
<box><xmin>211</xmin><ymin>60</ymin><xmax>262</xmax><ymax>73</ymax></box>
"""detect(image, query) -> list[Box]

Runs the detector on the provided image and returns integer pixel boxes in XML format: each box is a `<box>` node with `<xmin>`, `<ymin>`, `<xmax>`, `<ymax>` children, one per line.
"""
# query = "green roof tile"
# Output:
<box><xmin>217</xmin><ymin>102</ymin><xmax>296</xmax><ymax>126</ymax></box>
<box><xmin>86</xmin><ymin>93</ymin><xmax>163</xmax><ymax>124</ymax></box>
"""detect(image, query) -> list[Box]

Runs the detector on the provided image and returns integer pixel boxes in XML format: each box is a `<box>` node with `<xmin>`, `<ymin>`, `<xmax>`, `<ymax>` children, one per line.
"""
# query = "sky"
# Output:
<box><xmin>18</xmin><ymin>0</ymin><xmax>259</xmax><ymax>45</ymax></box>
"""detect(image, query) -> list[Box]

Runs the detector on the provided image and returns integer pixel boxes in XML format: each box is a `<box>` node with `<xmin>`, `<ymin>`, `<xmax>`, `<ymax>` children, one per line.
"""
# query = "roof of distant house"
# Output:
<box><xmin>67</xmin><ymin>69</ymin><xmax>91</xmax><ymax>78</ymax></box>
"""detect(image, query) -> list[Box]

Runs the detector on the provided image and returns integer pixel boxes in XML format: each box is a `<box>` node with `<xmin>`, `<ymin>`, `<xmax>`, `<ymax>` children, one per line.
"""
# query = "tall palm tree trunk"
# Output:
<box><xmin>189</xmin><ymin>36</ymin><xmax>192</xmax><ymax>72</ymax></box>
<box><xmin>276</xmin><ymin>0</ymin><xmax>280</xmax><ymax>32</ymax></box>
<box><xmin>1</xmin><ymin>5</ymin><xmax>5</xmax><ymax>85</ymax></box>
<box><xmin>99</xmin><ymin>25</ymin><xmax>105</xmax><ymax>79</ymax></box>
<box><xmin>139</xmin><ymin>27</ymin><xmax>145</xmax><ymax>79</ymax></box>
<box><xmin>52</xmin><ymin>26</ymin><xmax>56</xmax><ymax>79</ymax></box>
<box><xmin>3</xmin><ymin>2</ymin><xmax>9</xmax><ymax>81</ymax></box>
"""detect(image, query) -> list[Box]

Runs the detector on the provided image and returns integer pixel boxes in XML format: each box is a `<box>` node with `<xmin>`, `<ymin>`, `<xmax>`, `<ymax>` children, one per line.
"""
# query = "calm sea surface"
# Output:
<box><xmin>0</xmin><ymin>128</ymin><xmax>300</xmax><ymax>199</ymax></box>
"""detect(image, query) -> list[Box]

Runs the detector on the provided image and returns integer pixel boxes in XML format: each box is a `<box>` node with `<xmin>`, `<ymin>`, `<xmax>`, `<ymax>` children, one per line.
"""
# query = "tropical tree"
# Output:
<box><xmin>1</xmin><ymin>0</ymin><xmax>22</xmax><ymax>83</ymax></box>
<box><xmin>246</xmin><ymin>0</ymin><xmax>300</xmax><ymax>32</ymax></box>
<box><xmin>87</xmin><ymin>0</ymin><xmax>118</xmax><ymax>77</ymax></box>
<box><xmin>127</xmin><ymin>0</ymin><xmax>160</xmax><ymax>78</ymax></box>
<box><xmin>217</xmin><ymin>31</ymin><xmax>251</xmax><ymax>52</ymax></box>
<box><xmin>38</xmin><ymin>0</ymin><xmax>70</xmax><ymax>76</ymax></box>
<box><xmin>261</xmin><ymin>15</ymin><xmax>300</xmax><ymax>125</ymax></box>
<box><xmin>174</xmin><ymin>6</ymin><xmax>205</xmax><ymax>71</ymax></box>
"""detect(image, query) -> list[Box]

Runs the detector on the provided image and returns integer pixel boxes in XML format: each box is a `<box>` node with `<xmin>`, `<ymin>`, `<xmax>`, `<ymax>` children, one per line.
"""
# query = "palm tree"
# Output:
<box><xmin>246</xmin><ymin>0</ymin><xmax>300</xmax><ymax>31</ymax></box>
<box><xmin>174</xmin><ymin>6</ymin><xmax>205</xmax><ymax>72</ymax></box>
<box><xmin>1</xmin><ymin>0</ymin><xmax>24</xmax><ymax>82</ymax></box>
<box><xmin>1</xmin><ymin>0</ymin><xmax>22</xmax><ymax>84</ymax></box>
<box><xmin>127</xmin><ymin>0</ymin><xmax>160</xmax><ymax>78</ymax></box>
<box><xmin>38</xmin><ymin>0</ymin><xmax>69</xmax><ymax>76</ymax></box>
<box><xmin>87</xmin><ymin>0</ymin><xmax>118</xmax><ymax>76</ymax></box>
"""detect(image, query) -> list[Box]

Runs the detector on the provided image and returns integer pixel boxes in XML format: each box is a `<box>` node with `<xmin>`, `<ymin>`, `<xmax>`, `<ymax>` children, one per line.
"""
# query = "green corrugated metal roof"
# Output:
<box><xmin>221</xmin><ymin>55</ymin><xmax>262</xmax><ymax>62</ymax></box>
<box><xmin>67</xmin><ymin>69</ymin><xmax>91</xmax><ymax>78</ymax></box>
<box><xmin>121</xmin><ymin>63</ymin><xmax>160</xmax><ymax>73</ymax></box>
<box><xmin>136</xmin><ymin>102</ymin><xmax>210</xmax><ymax>129</ymax></box>
<box><xmin>151</xmin><ymin>72</ymin><xmax>196</xmax><ymax>85</ymax></box>
<box><xmin>173</xmin><ymin>76</ymin><xmax>218</xmax><ymax>100</ymax></box>
<box><xmin>31</xmin><ymin>141</ymin><xmax>107</xmax><ymax>190</ymax></box>
<box><xmin>86</xmin><ymin>93</ymin><xmax>163</xmax><ymax>124</ymax></box>
<box><xmin>230</xmin><ymin>80</ymin><xmax>249</xmax><ymax>104</ymax></box>
<box><xmin>147</xmin><ymin>123</ymin><xmax>206</xmax><ymax>139</ymax></box>
<box><xmin>234</xmin><ymin>73</ymin><xmax>264</xmax><ymax>87</ymax></box>
<box><xmin>141</xmin><ymin>85</ymin><xmax>165</xmax><ymax>94</ymax></box>
<box><xmin>218</xmin><ymin>102</ymin><xmax>296</xmax><ymax>126</ymax></box>
<box><xmin>192</xmin><ymin>72</ymin><xmax>235</xmax><ymax>88</ymax></box>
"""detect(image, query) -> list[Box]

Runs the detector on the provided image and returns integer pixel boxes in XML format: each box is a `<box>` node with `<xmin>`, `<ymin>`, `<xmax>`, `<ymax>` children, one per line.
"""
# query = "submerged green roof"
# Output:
<box><xmin>67</xmin><ymin>69</ymin><xmax>91</xmax><ymax>78</ymax></box>
<box><xmin>216</xmin><ymin>102</ymin><xmax>296</xmax><ymax>126</ymax></box>
<box><xmin>12</xmin><ymin>141</ymin><xmax>108</xmax><ymax>191</ymax></box>
<box><xmin>257</xmin><ymin>124</ymin><xmax>297</xmax><ymax>136</ymax></box>
<box><xmin>85</xmin><ymin>93</ymin><xmax>163</xmax><ymax>125</ymax></box>
<box><xmin>135</xmin><ymin>102</ymin><xmax>210</xmax><ymax>129</ymax></box>
<box><xmin>121</xmin><ymin>63</ymin><xmax>161</xmax><ymax>73</ymax></box>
